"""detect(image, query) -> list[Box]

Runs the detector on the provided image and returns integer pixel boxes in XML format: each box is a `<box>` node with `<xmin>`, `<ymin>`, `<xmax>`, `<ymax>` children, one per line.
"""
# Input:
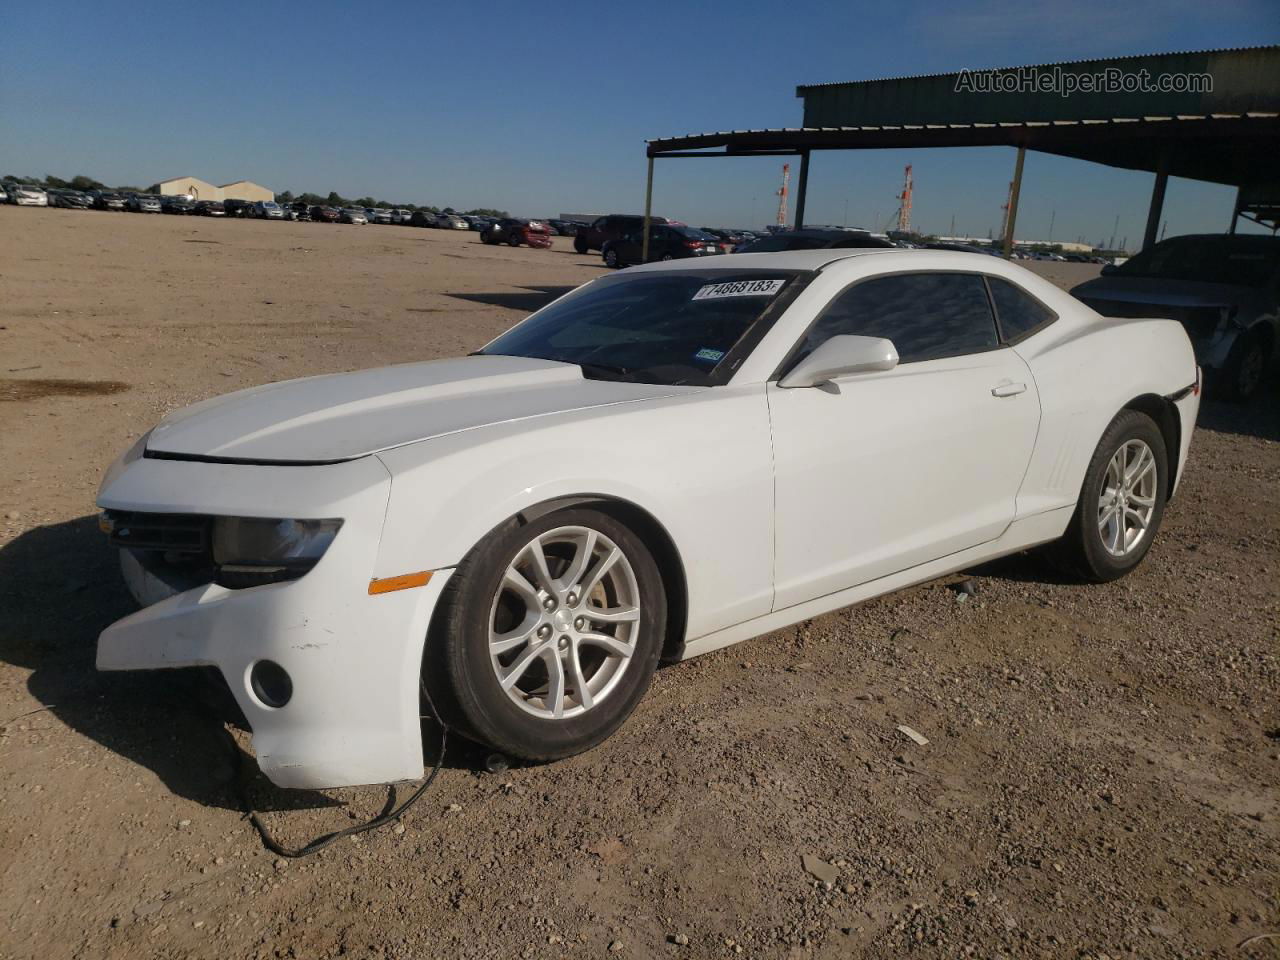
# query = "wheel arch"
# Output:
<box><xmin>514</xmin><ymin>495</ymin><xmax>690</xmax><ymax>662</ymax></box>
<box><xmin>1121</xmin><ymin>393</ymin><xmax>1181</xmax><ymax>500</ymax></box>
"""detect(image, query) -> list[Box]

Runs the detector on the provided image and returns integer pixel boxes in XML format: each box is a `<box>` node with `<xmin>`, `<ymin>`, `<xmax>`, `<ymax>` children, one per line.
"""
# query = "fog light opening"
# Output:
<box><xmin>249</xmin><ymin>660</ymin><xmax>293</xmax><ymax>709</ymax></box>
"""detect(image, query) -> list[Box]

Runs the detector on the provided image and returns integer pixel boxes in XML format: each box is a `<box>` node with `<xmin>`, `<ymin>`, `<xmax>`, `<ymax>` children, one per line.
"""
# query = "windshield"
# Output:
<box><xmin>1112</xmin><ymin>236</ymin><xmax>1279</xmax><ymax>287</ymax></box>
<box><xmin>480</xmin><ymin>269</ymin><xmax>805</xmax><ymax>386</ymax></box>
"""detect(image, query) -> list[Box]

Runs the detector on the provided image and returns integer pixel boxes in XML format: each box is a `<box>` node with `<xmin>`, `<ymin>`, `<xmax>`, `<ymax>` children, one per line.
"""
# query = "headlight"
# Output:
<box><xmin>212</xmin><ymin>517</ymin><xmax>342</xmax><ymax>587</ymax></box>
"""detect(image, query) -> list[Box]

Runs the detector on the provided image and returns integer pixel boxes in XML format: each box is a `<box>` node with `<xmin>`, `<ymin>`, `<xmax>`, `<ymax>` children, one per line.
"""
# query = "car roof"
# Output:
<box><xmin>622</xmin><ymin>247</ymin><xmax>1044</xmax><ymax>276</ymax></box>
<box><xmin>787</xmin><ymin>228</ymin><xmax>877</xmax><ymax>238</ymax></box>
<box><xmin>622</xmin><ymin>248</ymin><xmax>902</xmax><ymax>274</ymax></box>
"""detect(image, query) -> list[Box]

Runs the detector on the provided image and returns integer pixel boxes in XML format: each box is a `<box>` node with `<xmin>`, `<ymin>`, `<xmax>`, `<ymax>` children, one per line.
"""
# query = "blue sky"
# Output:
<box><xmin>2</xmin><ymin>0</ymin><xmax>1276</xmax><ymax>244</ymax></box>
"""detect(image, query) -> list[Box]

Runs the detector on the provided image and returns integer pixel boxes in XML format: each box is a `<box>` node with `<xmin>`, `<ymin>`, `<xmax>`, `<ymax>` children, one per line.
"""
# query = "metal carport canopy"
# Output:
<box><xmin>640</xmin><ymin>45</ymin><xmax>1280</xmax><ymax>256</ymax></box>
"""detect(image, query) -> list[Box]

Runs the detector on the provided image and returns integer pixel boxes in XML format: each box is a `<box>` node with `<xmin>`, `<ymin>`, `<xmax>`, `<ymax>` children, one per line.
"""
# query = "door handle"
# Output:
<box><xmin>991</xmin><ymin>382</ymin><xmax>1027</xmax><ymax>398</ymax></box>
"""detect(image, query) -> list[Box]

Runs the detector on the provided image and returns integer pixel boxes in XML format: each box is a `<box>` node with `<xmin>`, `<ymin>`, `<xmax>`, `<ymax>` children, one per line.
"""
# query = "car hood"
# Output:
<box><xmin>146</xmin><ymin>355</ymin><xmax>699</xmax><ymax>463</ymax></box>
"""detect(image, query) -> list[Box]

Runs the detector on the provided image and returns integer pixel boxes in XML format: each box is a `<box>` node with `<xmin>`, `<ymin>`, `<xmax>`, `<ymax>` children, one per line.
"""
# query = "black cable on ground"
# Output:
<box><xmin>227</xmin><ymin>678</ymin><xmax>449</xmax><ymax>859</ymax></box>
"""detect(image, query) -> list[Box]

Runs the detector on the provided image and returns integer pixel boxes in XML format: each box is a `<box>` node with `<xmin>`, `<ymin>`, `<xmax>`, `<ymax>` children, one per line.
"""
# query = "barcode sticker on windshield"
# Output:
<box><xmin>692</xmin><ymin>278</ymin><xmax>786</xmax><ymax>300</ymax></box>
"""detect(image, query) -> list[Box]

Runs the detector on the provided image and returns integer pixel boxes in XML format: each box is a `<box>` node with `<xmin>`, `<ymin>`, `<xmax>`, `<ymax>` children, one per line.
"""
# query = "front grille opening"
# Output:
<box><xmin>107</xmin><ymin>511</ymin><xmax>210</xmax><ymax>553</ymax></box>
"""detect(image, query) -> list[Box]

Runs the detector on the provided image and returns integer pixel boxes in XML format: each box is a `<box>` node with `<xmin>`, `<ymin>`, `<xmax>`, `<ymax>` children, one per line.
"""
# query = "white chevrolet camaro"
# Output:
<box><xmin>96</xmin><ymin>250</ymin><xmax>1201</xmax><ymax>789</ymax></box>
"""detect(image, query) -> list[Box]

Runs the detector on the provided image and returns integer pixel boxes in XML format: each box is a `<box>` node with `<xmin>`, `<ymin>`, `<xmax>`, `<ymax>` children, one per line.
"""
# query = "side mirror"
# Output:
<box><xmin>778</xmin><ymin>335</ymin><xmax>899</xmax><ymax>388</ymax></box>
<box><xmin>1099</xmin><ymin>263</ymin><xmax>1117</xmax><ymax>276</ymax></box>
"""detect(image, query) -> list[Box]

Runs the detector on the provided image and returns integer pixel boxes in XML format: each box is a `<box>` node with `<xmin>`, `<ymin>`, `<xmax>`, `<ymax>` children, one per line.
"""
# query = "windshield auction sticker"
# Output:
<box><xmin>692</xmin><ymin>278</ymin><xmax>787</xmax><ymax>300</ymax></box>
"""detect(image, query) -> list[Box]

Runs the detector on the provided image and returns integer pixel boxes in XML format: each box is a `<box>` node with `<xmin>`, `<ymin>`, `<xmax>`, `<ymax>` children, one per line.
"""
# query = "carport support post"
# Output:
<box><xmin>642</xmin><ymin>156</ymin><xmax>654</xmax><ymax>263</ymax></box>
<box><xmin>1002</xmin><ymin>145</ymin><xmax>1025</xmax><ymax>259</ymax></box>
<box><xmin>1229</xmin><ymin>187</ymin><xmax>1242</xmax><ymax>234</ymax></box>
<box><xmin>794</xmin><ymin>151</ymin><xmax>811</xmax><ymax>229</ymax></box>
<box><xmin>1142</xmin><ymin>152</ymin><xmax>1169</xmax><ymax>251</ymax></box>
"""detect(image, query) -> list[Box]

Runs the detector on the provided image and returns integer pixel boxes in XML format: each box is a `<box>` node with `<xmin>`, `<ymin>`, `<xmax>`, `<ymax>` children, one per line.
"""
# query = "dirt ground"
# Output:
<box><xmin>1</xmin><ymin>206</ymin><xmax>1276</xmax><ymax>960</ymax></box>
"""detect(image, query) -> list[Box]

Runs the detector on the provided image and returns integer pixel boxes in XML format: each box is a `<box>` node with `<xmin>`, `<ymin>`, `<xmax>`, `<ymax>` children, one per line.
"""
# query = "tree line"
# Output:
<box><xmin>3</xmin><ymin>173</ymin><xmax>147</xmax><ymax>193</ymax></box>
<box><xmin>2</xmin><ymin>173</ymin><xmax>508</xmax><ymax>217</ymax></box>
<box><xmin>274</xmin><ymin>189</ymin><xmax>505</xmax><ymax>218</ymax></box>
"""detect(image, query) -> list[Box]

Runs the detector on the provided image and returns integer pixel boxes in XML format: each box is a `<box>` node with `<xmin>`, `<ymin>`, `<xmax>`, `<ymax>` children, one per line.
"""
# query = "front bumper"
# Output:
<box><xmin>96</xmin><ymin>453</ymin><xmax>451</xmax><ymax>789</ymax></box>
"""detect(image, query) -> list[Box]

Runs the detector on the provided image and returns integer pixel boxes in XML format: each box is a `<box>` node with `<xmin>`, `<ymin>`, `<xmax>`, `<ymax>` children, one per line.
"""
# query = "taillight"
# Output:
<box><xmin>685</xmin><ymin>239</ymin><xmax>701</xmax><ymax>248</ymax></box>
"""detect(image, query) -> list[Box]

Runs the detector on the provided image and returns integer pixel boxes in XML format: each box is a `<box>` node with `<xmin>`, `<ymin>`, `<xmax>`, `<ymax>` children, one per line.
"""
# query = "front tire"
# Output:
<box><xmin>1047</xmin><ymin>409</ymin><xmax>1168</xmax><ymax>582</ymax></box>
<box><xmin>426</xmin><ymin>508</ymin><xmax>666</xmax><ymax>761</ymax></box>
<box><xmin>603</xmin><ymin>247</ymin><xmax>621</xmax><ymax>268</ymax></box>
<box><xmin>574</xmin><ymin>237</ymin><xmax>589</xmax><ymax>254</ymax></box>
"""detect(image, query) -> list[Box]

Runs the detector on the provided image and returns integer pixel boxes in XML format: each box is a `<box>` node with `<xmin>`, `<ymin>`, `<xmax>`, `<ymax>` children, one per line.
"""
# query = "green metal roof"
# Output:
<box><xmin>647</xmin><ymin>47</ymin><xmax>1280</xmax><ymax>188</ymax></box>
<box><xmin>796</xmin><ymin>46</ymin><xmax>1280</xmax><ymax>126</ymax></box>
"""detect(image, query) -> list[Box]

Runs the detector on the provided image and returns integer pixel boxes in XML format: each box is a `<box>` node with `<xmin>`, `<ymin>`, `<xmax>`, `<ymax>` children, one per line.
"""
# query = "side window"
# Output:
<box><xmin>792</xmin><ymin>273</ymin><xmax>999</xmax><ymax>366</ymax></box>
<box><xmin>987</xmin><ymin>276</ymin><xmax>1056</xmax><ymax>341</ymax></box>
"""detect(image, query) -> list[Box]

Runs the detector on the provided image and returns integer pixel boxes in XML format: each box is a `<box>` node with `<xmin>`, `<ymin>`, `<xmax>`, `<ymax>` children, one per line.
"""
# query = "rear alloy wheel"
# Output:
<box><xmin>427</xmin><ymin>508</ymin><xmax>666</xmax><ymax>760</ymax></box>
<box><xmin>507</xmin><ymin>233</ymin><xmax>521</xmax><ymax>247</ymax></box>
<box><xmin>1047</xmin><ymin>408</ymin><xmax>1168</xmax><ymax>582</ymax></box>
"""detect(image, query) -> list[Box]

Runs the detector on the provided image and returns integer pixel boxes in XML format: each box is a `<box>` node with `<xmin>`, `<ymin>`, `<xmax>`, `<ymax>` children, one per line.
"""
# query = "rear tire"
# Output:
<box><xmin>425</xmin><ymin>507</ymin><xmax>666</xmax><ymax>761</ymax></box>
<box><xmin>1046</xmin><ymin>409</ymin><xmax>1168</xmax><ymax>582</ymax></box>
<box><xmin>574</xmin><ymin>237</ymin><xmax>589</xmax><ymax>254</ymax></box>
<box><xmin>1217</xmin><ymin>331</ymin><xmax>1269</xmax><ymax>402</ymax></box>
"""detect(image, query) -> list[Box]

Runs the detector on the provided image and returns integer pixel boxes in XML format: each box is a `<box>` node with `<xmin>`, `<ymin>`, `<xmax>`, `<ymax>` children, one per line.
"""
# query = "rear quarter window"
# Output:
<box><xmin>987</xmin><ymin>276</ymin><xmax>1056</xmax><ymax>341</ymax></box>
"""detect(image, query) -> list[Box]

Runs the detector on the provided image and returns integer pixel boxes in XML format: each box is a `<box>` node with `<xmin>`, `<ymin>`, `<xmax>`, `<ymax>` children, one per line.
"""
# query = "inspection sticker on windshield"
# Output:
<box><xmin>694</xmin><ymin>348</ymin><xmax>725</xmax><ymax>362</ymax></box>
<box><xmin>692</xmin><ymin>278</ymin><xmax>786</xmax><ymax>300</ymax></box>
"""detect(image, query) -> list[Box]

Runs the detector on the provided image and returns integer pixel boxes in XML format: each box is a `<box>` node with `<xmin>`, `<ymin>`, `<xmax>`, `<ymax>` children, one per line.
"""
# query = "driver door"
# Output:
<box><xmin>768</xmin><ymin>271</ymin><xmax>1040</xmax><ymax>610</ymax></box>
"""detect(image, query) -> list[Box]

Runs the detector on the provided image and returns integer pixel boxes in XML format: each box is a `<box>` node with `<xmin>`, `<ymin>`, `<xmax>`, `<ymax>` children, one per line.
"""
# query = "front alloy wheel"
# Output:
<box><xmin>489</xmin><ymin>526</ymin><xmax>641</xmax><ymax>719</ymax></box>
<box><xmin>427</xmin><ymin>508</ymin><xmax>665</xmax><ymax>760</ymax></box>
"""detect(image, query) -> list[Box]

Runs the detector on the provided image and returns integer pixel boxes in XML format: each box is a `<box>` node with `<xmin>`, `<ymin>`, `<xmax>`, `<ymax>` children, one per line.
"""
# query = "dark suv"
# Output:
<box><xmin>602</xmin><ymin>224</ymin><xmax>722</xmax><ymax>268</ymax></box>
<box><xmin>573</xmin><ymin>214</ymin><xmax>671</xmax><ymax>254</ymax></box>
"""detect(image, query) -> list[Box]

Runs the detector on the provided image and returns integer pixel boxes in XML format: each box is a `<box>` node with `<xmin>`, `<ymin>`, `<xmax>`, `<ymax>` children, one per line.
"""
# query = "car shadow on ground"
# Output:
<box><xmin>1196</xmin><ymin>391</ymin><xmax>1280</xmax><ymax>442</ymax></box>
<box><xmin>966</xmin><ymin>550</ymin><xmax>1065</xmax><ymax>585</ymax></box>
<box><xmin>445</xmin><ymin>285</ymin><xmax>578</xmax><ymax>313</ymax></box>
<box><xmin>0</xmin><ymin>516</ymin><xmax>474</xmax><ymax>815</ymax></box>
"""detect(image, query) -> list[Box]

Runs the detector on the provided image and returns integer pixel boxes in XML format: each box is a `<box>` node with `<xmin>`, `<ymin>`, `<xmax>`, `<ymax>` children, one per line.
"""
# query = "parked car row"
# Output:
<box><xmin>0</xmin><ymin>187</ymin><xmax>587</xmax><ymax>243</ymax></box>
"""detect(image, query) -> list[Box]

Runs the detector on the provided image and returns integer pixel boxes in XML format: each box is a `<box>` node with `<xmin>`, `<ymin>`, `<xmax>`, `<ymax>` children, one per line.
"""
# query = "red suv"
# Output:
<box><xmin>480</xmin><ymin>218</ymin><xmax>553</xmax><ymax>248</ymax></box>
<box><xmin>308</xmin><ymin>205</ymin><xmax>340</xmax><ymax>223</ymax></box>
<box><xmin>573</xmin><ymin>214</ymin><xmax>670</xmax><ymax>254</ymax></box>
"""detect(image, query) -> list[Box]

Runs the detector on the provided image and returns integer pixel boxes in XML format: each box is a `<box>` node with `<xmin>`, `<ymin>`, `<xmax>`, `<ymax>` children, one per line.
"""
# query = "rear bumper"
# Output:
<box><xmin>96</xmin><ymin>453</ymin><xmax>451</xmax><ymax>789</ymax></box>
